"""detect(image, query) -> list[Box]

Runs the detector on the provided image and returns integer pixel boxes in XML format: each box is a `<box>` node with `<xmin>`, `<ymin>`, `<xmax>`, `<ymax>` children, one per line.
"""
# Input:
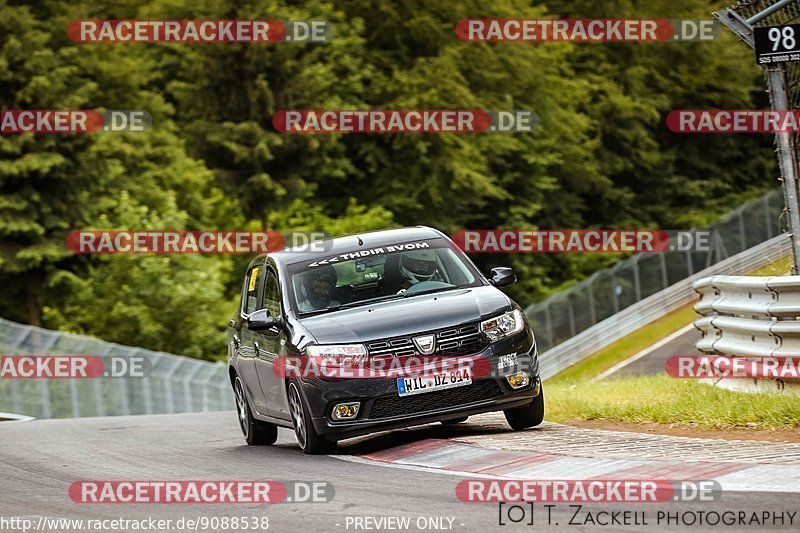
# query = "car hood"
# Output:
<box><xmin>298</xmin><ymin>286</ymin><xmax>514</xmax><ymax>344</ymax></box>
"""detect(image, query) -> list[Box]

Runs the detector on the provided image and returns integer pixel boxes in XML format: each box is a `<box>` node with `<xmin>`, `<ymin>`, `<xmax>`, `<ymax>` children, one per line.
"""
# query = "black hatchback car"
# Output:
<box><xmin>227</xmin><ymin>227</ymin><xmax>543</xmax><ymax>454</ymax></box>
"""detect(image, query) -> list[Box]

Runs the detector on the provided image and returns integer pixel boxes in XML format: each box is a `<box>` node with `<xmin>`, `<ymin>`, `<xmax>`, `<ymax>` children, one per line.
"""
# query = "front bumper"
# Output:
<box><xmin>299</xmin><ymin>329</ymin><xmax>539</xmax><ymax>440</ymax></box>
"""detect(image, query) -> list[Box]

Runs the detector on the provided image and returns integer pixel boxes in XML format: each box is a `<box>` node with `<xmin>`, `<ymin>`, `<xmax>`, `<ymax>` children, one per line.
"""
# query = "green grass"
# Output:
<box><xmin>748</xmin><ymin>256</ymin><xmax>792</xmax><ymax>276</ymax></box>
<box><xmin>547</xmin><ymin>375</ymin><xmax>800</xmax><ymax>430</ymax></box>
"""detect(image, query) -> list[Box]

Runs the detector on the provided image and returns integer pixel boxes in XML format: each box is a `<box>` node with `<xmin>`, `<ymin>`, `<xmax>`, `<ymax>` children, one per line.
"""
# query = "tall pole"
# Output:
<box><xmin>716</xmin><ymin>7</ymin><xmax>800</xmax><ymax>273</ymax></box>
<box><xmin>766</xmin><ymin>65</ymin><xmax>800</xmax><ymax>273</ymax></box>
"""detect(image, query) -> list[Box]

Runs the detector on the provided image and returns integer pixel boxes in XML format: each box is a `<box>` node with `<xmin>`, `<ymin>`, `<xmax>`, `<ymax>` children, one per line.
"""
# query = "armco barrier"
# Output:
<box><xmin>536</xmin><ymin>233</ymin><xmax>792</xmax><ymax>379</ymax></box>
<box><xmin>693</xmin><ymin>272</ymin><xmax>800</xmax><ymax>393</ymax></box>
<box><xmin>0</xmin><ymin>319</ymin><xmax>232</xmax><ymax>419</ymax></box>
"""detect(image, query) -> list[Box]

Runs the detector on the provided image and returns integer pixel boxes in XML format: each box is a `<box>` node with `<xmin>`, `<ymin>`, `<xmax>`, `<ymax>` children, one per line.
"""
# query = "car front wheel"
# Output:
<box><xmin>504</xmin><ymin>384</ymin><xmax>545</xmax><ymax>430</ymax></box>
<box><xmin>234</xmin><ymin>376</ymin><xmax>278</xmax><ymax>445</ymax></box>
<box><xmin>288</xmin><ymin>381</ymin><xmax>337</xmax><ymax>455</ymax></box>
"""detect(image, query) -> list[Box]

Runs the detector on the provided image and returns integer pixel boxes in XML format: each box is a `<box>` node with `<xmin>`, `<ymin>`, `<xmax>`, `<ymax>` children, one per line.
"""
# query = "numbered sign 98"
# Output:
<box><xmin>755</xmin><ymin>24</ymin><xmax>800</xmax><ymax>64</ymax></box>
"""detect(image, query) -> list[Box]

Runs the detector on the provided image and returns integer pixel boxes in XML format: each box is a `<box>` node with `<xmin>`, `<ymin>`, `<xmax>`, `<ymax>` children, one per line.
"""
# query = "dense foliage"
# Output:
<box><xmin>0</xmin><ymin>0</ymin><xmax>777</xmax><ymax>360</ymax></box>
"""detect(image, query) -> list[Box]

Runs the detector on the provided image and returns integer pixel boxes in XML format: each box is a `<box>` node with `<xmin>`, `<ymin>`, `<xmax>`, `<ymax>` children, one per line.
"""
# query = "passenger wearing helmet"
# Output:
<box><xmin>299</xmin><ymin>265</ymin><xmax>339</xmax><ymax>312</ymax></box>
<box><xmin>397</xmin><ymin>249</ymin><xmax>439</xmax><ymax>290</ymax></box>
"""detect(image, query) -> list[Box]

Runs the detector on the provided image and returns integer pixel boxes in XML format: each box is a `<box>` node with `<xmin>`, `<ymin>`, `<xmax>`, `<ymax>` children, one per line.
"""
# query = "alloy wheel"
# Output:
<box><xmin>288</xmin><ymin>383</ymin><xmax>307</xmax><ymax>449</ymax></box>
<box><xmin>234</xmin><ymin>378</ymin><xmax>249</xmax><ymax>439</ymax></box>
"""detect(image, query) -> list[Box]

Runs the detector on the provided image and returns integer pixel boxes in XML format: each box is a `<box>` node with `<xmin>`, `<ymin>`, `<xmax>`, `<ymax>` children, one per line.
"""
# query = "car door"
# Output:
<box><xmin>253</xmin><ymin>267</ymin><xmax>290</xmax><ymax>419</ymax></box>
<box><xmin>236</xmin><ymin>262</ymin><xmax>269</xmax><ymax>413</ymax></box>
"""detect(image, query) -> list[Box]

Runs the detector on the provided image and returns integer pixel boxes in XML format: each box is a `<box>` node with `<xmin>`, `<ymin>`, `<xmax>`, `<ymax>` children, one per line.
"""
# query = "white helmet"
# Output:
<box><xmin>400</xmin><ymin>250</ymin><xmax>437</xmax><ymax>283</ymax></box>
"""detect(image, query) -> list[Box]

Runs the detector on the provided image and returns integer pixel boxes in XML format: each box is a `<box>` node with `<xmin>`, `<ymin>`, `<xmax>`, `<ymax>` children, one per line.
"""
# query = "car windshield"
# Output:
<box><xmin>289</xmin><ymin>240</ymin><xmax>482</xmax><ymax>315</ymax></box>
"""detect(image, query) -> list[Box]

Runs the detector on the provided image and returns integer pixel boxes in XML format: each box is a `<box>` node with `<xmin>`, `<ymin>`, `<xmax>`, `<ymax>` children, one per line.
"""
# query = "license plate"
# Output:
<box><xmin>397</xmin><ymin>368</ymin><xmax>472</xmax><ymax>397</ymax></box>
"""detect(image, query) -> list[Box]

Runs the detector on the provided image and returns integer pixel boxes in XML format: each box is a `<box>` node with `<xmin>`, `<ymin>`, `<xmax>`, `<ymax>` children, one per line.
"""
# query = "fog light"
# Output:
<box><xmin>506</xmin><ymin>372</ymin><xmax>530</xmax><ymax>389</ymax></box>
<box><xmin>331</xmin><ymin>402</ymin><xmax>360</xmax><ymax>421</ymax></box>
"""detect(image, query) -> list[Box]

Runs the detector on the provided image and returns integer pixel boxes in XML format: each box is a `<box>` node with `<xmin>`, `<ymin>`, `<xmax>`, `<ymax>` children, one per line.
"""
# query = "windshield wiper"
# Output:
<box><xmin>401</xmin><ymin>285</ymin><xmax>467</xmax><ymax>298</ymax></box>
<box><xmin>326</xmin><ymin>293</ymin><xmax>407</xmax><ymax>311</ymax></box>
<box><xmin>298</xmin><ymin>294</ymin><xmax>405</xmax><ymax>316</ymax></box>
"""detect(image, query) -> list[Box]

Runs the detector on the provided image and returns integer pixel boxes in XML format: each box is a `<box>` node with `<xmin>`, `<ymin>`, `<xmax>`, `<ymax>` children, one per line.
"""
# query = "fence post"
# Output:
<box><xmin>632</xmin><ymin>256</ymin><xmax>642</xmax><ymax>302</ymax></box>
<box><xmin>659</xmin><ymin>252</ymin><xmax>669</xmax><ymax>289</ymax></box>
<box><xmin>765</xmin><ymin>193</ymin><xmax>774</xmax><ymax>238</ymax></box>
<box><xmin>163</xmin><ymin>359</ymin><xmax>182</xmax><ymax>414</ymax></box>
<box><xmin>183</xmin><ymin>362</ymin><xmax>204</xmax><ymax>413</ymax></box>
<box><xmin>587</xmin><ymin>276</ymin><xmax>597</xmax><ymax>325</ymax></box>
<box><xmin>38</xmin><ymin>381</ymin><xmax>51</xmax><ymax>418</ymax></box>
<box><xmin>544</xmin><ymin>305</ymin><xmax>554</xmax><ymax>350</ymax></box>
<box><xmin>567</xmin><ymin>297</ymin><xmax>576</xmax><ymax>337</ymax></box>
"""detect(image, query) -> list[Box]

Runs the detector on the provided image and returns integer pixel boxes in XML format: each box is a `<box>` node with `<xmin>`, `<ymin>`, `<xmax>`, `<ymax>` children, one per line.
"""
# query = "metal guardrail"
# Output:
<box><xmin>0</xmin><ymin>318</ymin><xmax>232</xmax><ymax>419</ymax></box>
<box><xmin>693</xmin><ymin>272</ymin><xmax>800</xmax><ymax>392</ymax></box>
<box><xmin>694</xmin><ymin>275</ymin><xmax>800</xmax><ymax>358</ymax></box>
<box><xmin>537</xmin><ymin>233</ymin><xmax>792</xmax><ymax>379</ymax></box>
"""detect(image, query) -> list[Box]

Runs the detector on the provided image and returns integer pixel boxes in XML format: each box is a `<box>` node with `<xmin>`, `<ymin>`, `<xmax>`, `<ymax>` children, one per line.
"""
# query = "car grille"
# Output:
<box><xmin>366</xmin><ymin>322</ymin><xmax>487</xmax><ymax>359</ymax></box>
<box><xmin>368</xmin><ymin>379</ymin><xmax>503</xmax><ymax>419</ymax></box>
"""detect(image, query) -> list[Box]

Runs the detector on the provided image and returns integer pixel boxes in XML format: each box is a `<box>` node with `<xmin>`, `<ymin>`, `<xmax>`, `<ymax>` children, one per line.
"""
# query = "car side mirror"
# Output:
<box><xmin>247</xmin><ymin>308</ymin><xmax>279</xmax><ymax>331</ymax></box>
<box><xmin>489</xmin><ymin>267</ymin><xmax>516</xmax><ymax>288</ymax></box>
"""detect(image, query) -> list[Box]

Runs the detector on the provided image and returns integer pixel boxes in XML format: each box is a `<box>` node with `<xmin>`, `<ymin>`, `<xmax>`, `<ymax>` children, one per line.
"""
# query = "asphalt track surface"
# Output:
<box><xmin>1</xmin><ymin>412</ymin><xmax>798</xmax><ymax>532</ymax></box>
<box><xmin>610</xmin><ymin>325</ymin><xmax>702</xmax><ymax>378</ymax></box>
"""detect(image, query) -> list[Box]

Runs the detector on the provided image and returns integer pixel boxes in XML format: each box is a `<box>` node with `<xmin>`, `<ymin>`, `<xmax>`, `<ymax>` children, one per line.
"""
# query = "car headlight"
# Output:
<box><xmin>306</xmin><ymin>344</ymin><xmax>368</xmax><ymax>368</ymax></box>
<box><xmin>480</xmin><ymin>309</ymin><xmax>525</xmax><ymax>342</ymax></box>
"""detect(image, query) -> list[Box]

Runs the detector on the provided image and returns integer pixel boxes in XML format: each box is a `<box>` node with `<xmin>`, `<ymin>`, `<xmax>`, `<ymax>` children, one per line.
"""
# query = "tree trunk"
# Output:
<box><xmin>26</xmin><ymin>285</ymin><xmax>41</xmax><ymax>327</ymax></box>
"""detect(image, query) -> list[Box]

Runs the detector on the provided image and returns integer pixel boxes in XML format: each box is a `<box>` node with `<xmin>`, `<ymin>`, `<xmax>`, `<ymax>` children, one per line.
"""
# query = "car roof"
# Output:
<box><xmin>254</xmin><ymin>226</ymin><xmax>447</xmax><ymax>267</ymax></box>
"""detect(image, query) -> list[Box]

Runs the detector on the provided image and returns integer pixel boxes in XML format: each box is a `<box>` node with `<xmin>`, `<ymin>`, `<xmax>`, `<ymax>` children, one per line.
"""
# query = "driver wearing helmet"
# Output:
<box><xmin>299</xmin><ymin>265</ymin><xmax>339</xmax><ymax>312</ymax></box>
<box><xmin>397</xmin><ymin>249</ymin><xmax>439</xmax><ymax>290</ymax></box>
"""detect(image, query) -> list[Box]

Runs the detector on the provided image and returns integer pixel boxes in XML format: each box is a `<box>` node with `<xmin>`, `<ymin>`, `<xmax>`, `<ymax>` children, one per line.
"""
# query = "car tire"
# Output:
<box><xmin>504</xmin><ymin>384</ymin><xmax>545</xmax><ymax>430</ymax></box>
<box><xmin>287</xmin><ymin>381</ymin><xmax>337</xmax><ymax>455</ymax></box>
<box><xmin>234</xmin><ymin>376</ymin><xmax>278</xmax><ymax>445</ymax></box>
<box><xmin>441</xmin><ymin>416</ymin><xmax>469</xmax><ymax>425</ymax></box>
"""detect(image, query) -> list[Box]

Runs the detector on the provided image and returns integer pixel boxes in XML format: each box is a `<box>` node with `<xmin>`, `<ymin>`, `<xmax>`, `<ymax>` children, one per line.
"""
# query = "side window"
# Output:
<box><xmin>263</xmin><ymin>270</ymin><xmax>281</xmax><ymax>317</ymax></box>
<box><xmin>242</xmin><ymin>265</ymin><xmax>262</xmax><ymax>315</ymax></box>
